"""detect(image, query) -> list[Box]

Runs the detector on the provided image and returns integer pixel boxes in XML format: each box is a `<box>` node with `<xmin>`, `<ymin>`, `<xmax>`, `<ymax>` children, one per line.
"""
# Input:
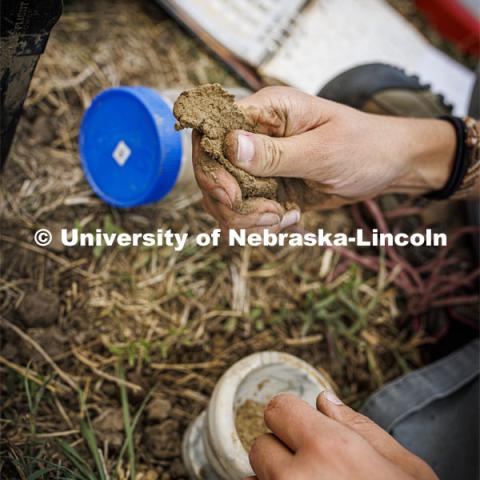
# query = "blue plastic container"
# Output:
<box><xmin>79</xmin><ymin>86</ymin><xmax>183</xmax><ymax>208</ymax></box>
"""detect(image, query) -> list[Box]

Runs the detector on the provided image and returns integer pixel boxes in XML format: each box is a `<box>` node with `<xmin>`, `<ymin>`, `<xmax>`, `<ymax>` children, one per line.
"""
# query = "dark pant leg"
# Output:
<box><xmin>361</xmin><ymin>340</ymin><xmax>479</xmax><ymax>480</ymax></box>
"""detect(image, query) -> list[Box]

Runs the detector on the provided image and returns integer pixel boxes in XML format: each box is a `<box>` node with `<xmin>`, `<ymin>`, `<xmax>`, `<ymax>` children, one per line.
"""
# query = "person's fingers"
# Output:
<box><xmin>316</xmin><ymin>391</ymin><xmax>437</xmax><ymax>480</ymax></box>
<box><xmin>203</xmin><ymin>195</ymin><xmax>300</xmax><ymax>231</ymax></box>
<box><xmin>224</xmin><ymin>128</ymin><xmax>329</xmax><ymax>179</ymax></box>
<box><xmin>248</xmin><ymin>433</ymin><xmax>293</xmax><ymax>480</ymax></box>
<box><xmin>236</xmin><ymin>86</ymin><xmax>330</xmax><ymax>137</ymax></box>
<box><xmin>236</xmin><ymin>198</ymin><xmax>300</xmax><ymax>231</ymax></box>
<box><xmin>192</xmin><ymin>130</ymin><xmax>241</xmax><ymax>207</ymax></box>
<box><xmin>203</xmin><ymin>195</ymin><xmax>282</xmax><ymax>228</ymax></box>
<box><xmin>201</xmin><ymin>195</ymin><xmax>213</xmax><ymax>216</ymax></box>
<box><xmin>263</xmin><ymin>394</ymin><xmax>330</xmax><ymax>452</ymax></box>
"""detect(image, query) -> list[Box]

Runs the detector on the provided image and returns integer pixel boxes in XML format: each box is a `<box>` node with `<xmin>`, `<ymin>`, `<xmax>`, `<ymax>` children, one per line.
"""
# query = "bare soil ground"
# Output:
<box><xmin>0</xmin><ymin>1</ymin><xmax>478</xmax><ymax>478</ymax></box>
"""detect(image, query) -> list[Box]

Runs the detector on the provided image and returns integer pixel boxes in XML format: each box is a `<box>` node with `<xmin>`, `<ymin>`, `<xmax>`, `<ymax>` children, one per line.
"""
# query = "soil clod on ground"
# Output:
<box><xmin>144</xmin><ymin>419</ymin><xmax>182</xmax><ymax>459</ymax></box>
<box><xmin>173</xmin><ymin>83</ymin><xmax>279</xmax><ymax>201</ymax></box>
<box><xmin>17</xmin><ymin>290</ymin><xmax>60</xmax><ymax>328</ymax></box>
<box><xmin>147</xmin><ymin>396</ymin><xmax>172</xmax><ymax>422</ymax></box>
<box><xmin>235</xmin><ymin>399</ymin><xmax>269</xmax><ymax>452</ymax></box>
<box><xmin>92</xmin><ymin>407</ymin><xmax>125</xmax><ymax>448</ymax></box>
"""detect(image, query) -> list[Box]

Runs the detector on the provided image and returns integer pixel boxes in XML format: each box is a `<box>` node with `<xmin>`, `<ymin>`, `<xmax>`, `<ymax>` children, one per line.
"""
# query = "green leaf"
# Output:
<box><xmin>117</xmin><ymin>390</ymin><xmax>153</xmax><ymax>475</ymax></box>
<box><xmin>80</xmin><ymin>418</ymin><xmax>107</xmax><ymax>480</ymax></box>
<box><xmin>103</xmin><ymin>214</ymin><xmax>123</xmax><ymax>235</ymax></box>
<box><xmin>249</xmin><ymin>307</ymin><xmax>263</xmax><ymax>320</ymax></box>
<box><xmin>28</xmin><ymin>467</ymin><xmax>56</xmax><ymax>480</ymax></box>
<box><xmin>56</xmin><ymin>440</ymin><xmax>96</xmax><ymax>480</ymax></box>
<box><xmin>117</xmin><ymin>362</ymin><xmax>144</xmax><ymax>480</ymax></box>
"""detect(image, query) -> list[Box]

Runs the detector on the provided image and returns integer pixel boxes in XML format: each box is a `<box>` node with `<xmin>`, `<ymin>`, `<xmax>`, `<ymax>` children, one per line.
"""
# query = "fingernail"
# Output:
<box><xmin>211</xmin><ymin>188</ymin><xmax>232</xmax><ymax>207</ymax></box>
<box><xmin>280</xmin><ymin>210</ymin><xmax>300</xmax><ymax>229</ymax></box>
<box><xmin>237</xmin><ymin>132</ymin><xmax>255</xmax><ymax>166</ymax></box>
<box><xmin>324</xmin><ymin>390</ymin><xmax>343</xmax><ymax>405</ymax></box>
<box><xmin>256</xmin><ymin>213</ymin><xmax>281</xmax><ymax>227</ymax></box>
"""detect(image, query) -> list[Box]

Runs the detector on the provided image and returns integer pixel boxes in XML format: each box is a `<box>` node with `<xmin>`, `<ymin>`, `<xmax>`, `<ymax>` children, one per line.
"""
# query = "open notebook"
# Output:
<box><xmin>156</xmin><ymin>0</ymin><xmax>475</xmax><ymax>115</ymax></box>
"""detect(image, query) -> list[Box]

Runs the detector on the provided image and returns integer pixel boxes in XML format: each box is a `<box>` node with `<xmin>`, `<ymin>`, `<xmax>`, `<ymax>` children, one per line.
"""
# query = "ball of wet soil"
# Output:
<box><xmin>173</xmin><ymin>83</ymin><xmax>279</xmax><ymax>201</ymax></box>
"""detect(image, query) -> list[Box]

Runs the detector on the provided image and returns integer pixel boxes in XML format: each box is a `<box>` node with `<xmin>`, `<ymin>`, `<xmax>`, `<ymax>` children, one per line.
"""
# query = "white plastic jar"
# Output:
<box><xmin>182</xmin><ymin>351</ymin><xmax>332</xmax><ymax>480</ymax></box>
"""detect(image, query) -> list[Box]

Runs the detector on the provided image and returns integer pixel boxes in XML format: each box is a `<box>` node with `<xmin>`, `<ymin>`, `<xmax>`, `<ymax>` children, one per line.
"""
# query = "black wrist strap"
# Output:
<box><xmin>424</xmin><ymin>115</ymin><xmax>469</xmax><ymax>200</ymax></box>
<box><xmin>424</xmin><ymin>116</ymin><xmax>470</xmax><ymax>200</ymax></box>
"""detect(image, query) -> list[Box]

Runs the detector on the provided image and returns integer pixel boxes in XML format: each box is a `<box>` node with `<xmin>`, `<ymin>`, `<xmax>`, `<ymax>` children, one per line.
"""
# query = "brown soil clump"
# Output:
<box><xmin>144</xmin><ymin>419</ymin><xmax>182</xmax><ymax>459</ymax></box>
<box><xmin>92</xmin><ymin>408</ymin><xmax>124</xmax><ymax>448</ymax></box>
<box><xmin>17</xmin><ymin>290</ymin><xmax>60</xmax><ymax>328</ymax></box>
<box><xmin>235</xmin><ymin>399</ymin><xmax>269</xmax><ymax>452</ymax></box>
<box><xmin>147</xmin><ymin>396</ymin><xmax>172</xmax><ymax>422</ymax></box>
<box><xmin>173</xmin><ymin>83</ymin><xmax>279</xmax><ymax>201</ymax></box>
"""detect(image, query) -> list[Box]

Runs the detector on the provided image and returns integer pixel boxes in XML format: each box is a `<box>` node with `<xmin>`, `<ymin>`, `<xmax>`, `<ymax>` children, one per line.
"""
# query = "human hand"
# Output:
<box><xmin>193</xmin><ymin>86</ymin><xmax>455</xmax><ymax>231</ymax></box>
<box><xmin>246</xmin><ymin>392</ymin><xmax>438</xmax><ymax>480</ymax></box>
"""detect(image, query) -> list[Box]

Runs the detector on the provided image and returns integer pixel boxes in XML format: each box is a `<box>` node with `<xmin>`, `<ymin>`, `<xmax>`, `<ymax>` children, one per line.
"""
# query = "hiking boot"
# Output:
<box><xmin>318</xmin><ymin>63</ymin><xmax>453</xmax><ymax>118</ymax></box>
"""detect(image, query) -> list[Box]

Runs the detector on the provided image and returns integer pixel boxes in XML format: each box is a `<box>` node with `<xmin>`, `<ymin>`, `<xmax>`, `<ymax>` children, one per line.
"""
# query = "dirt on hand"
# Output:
<box><xmin>173</xmin><ymin>83</ymin><xmax>279</xmax><ymax>201</ymax></box>
<box><xmin>234</xmin><ymin>399</ymin><xmax>269</xmax><ymax>452</ymax></box>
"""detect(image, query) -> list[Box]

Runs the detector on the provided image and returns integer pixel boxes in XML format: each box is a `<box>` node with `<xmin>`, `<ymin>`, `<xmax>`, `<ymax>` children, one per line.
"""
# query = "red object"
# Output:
<box><xmin>415</xmin><ymin>0</ymin><xmax>480</xmax><ymax>57</ymax></box>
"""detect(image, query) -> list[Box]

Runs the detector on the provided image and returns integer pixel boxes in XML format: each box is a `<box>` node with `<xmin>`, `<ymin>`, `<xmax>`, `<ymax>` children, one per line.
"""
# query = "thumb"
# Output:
<box><xmin>317</xmin><ymin>391</ymin><xmax>437</xmax><ymax>480</ymax></box>
<box><xmin>224</xmin><ymin>129</ymin><xmax>317</xmax><ymax>178</ymax></box>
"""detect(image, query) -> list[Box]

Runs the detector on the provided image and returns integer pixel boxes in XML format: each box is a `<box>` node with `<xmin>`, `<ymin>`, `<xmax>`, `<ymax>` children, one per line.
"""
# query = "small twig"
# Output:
<box><xmin>430</xmin><ymin>268</ymin><xmax>480</xmax><ymax>299</ymax></box>
<box><xmin>36</xmin><ymin>429</ymin><xmax>79</xmax><ymax>438</ymax></box>
<box><xmin>151</xmin><ymin>360</ymin><xmax>224</xmax><ymax>371</ymax></box>
<box><xmin>384</xmin><ymin>206</ymin><xmax>424</xmax><ymax>219</ymax></box>
<box><xmin>0</xmin><ymin>317</ymin><xmax>78</xmax><ymax>391</ymax></box>
<box><xmin>0</xmin><ymin>355</ymin><xmax>67</xmax><ymax>394</ymax></box>
<box><xmin>447</xmin><ymin>306</ymin><xmax>480</xmax><ymax>330</ymax></box>
<box><xmin>364</xmin><ymin>200</ymin><xmax>424</xmax><ymax>291</ymax></box>
<box><xmin>0</xmin><ymin>234</ymin><xmax>93</xmax><ymax>279</ymax></box>
<box><xmin>72</xmin><ymin>348</ymin><xmax>142</xmax><ymax>393</ymax></box>
<box><xmin>283</xmin><ymin>334</ymin><xmax>324</xmax><ymax>346</ymax></box>
<box><xmin>54</xmin><ymin>395</ymin><xmax>75</xmax><ymax>429</ymax></box>
<box><xmin>431</xmin><ymin>295</ymin><xmax>480</xmax><ymax>308</ymax></box>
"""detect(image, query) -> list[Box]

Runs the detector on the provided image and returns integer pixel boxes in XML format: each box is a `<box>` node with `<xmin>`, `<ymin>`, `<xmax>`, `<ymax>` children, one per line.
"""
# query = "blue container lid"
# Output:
<box><xmin>79</xmin><ymin>86</ymin><xmax>183</xmax><ymax>207</ymax></box>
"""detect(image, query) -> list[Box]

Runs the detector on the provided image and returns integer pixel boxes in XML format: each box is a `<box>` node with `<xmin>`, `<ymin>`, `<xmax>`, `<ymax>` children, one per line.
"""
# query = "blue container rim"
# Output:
<box><xmin>79</xmin><ymin>86</ymin><xmax>175</xmax><ymax>208</ymax></box>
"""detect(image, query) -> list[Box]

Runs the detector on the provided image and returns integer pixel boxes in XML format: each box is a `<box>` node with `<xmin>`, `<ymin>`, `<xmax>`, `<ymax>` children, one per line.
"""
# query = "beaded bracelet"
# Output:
<box><xmin>424</xmin><ymin>116</ymin><xmax>479</xmax><ymax>200</ymax></box>
<box><xmin>453</xmin><ymin>116</ymin><xmax>480</xmax><ymax>199</ymax></box>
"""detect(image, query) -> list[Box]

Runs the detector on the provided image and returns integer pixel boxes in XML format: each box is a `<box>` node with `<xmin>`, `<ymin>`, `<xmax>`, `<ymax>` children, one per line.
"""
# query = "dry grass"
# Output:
<box><xmin>0</xmin><ymin>0</ymin><xmax>478</xmax><ymax>478</ymax></box>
